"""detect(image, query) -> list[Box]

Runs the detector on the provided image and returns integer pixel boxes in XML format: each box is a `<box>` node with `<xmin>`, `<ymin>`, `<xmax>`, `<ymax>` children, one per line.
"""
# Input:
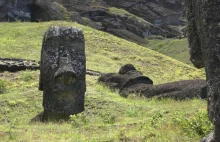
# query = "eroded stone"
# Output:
<box><xmin>185</xmin><ymin>0</ymin><xmax>220</xmax><ymax>141</ymax></box>
<box><xmin>39</xmin><ymin>26</ymin><xmax>86</xmax><ymax>121</ymax></box>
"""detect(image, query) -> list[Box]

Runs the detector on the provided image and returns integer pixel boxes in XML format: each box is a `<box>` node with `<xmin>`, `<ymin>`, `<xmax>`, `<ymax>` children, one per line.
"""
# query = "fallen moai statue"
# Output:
<box><xmin>98</xmin><ymin>64</ymin><xmax>153</xmax><ymax>90</ymax></box>
<box><xmin>185</xmin><ymin>0</ymin><xmax>220</xmax><ymax>141</ymax></box>
<box><xmin>38</xmin><ymin>26</ymin><xmax>86</xmax><ymax>121</ymax></box>
<box><xmin>120</xmin><ymin>79</ymin><xmax>207</xmax><ymax>100</ymax></box>
<box><xmin>98</xmin><ymin>64</ymin><xmax>207</xmax><ymax>100</ymax></box>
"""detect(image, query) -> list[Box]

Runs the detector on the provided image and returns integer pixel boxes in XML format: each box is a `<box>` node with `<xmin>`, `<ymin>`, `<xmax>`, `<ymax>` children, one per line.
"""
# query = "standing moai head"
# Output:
<box><xmin>39</xmin><ymin>26</ymin><xmax>86</xmax><ymax>121</ymax></box>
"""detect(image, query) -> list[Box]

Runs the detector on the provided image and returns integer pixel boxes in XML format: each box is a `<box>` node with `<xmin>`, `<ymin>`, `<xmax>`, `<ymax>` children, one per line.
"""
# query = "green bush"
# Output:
<box><xmin>172</xmin><ymin>109</ymin><xmax>213</xmax><ymax>136</ymax></box>
<box><xmin>70</xmin><ymin>113</ymin><xmax>89</xmax><ymax>127</ymax></box>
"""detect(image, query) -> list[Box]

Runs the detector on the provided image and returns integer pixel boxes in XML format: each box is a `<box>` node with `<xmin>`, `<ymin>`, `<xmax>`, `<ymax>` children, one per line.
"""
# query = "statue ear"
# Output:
<box><xmin>39</xmin><ymin>65</ymin><xmax>44</xmax><ymax>91</ymax></box>
<box><xmin>39</xmin><ymin>48</ymin><xmax>44</xmax><ymax>91</ymax></box>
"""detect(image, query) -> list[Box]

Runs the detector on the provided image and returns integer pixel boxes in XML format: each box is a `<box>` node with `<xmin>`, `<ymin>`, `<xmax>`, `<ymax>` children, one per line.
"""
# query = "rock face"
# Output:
<box><xmin>185</xmin><ymin>0</ymin><xmax>220</xmax><ymax>141</ymax></box>
<box><xmin>31</xmin><ymin>1</ymin><xmax>66</xmax><ymax>22</ymax></box>
<box><xmin>39</xmin><ymin>26</ymin><xmax>86</xmax><ymax>121</ymax></box>
<box><xmin>0</xmin><ymin>0</ymin><xmax>185</xmax><ymax>45</ymax></box>
<box><xmin>103</xmin><ymin>0</ymin><xmax>184</xmax><ymax>25</ymax></box>
<box><xmin>0</xmin><ymin>0</ymin><xmax>33</xmax><ymax>21</ymax></box>
<box><xmin>0</xmin><ymin>0</ymin><xmax>66</xmax><ymax>21</ymax></box>
<box><xmin>99</xmin><ymin>64</ymin><xmax>207</xmax><ymax>100</ymax></box>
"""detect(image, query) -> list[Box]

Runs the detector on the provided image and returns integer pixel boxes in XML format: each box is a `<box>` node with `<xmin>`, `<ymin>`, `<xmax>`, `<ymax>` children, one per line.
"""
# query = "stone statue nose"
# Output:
<box><xmin>54</xmin><ymin>69</ymin><xmax>76</xmax><ymax>85</ymax></box>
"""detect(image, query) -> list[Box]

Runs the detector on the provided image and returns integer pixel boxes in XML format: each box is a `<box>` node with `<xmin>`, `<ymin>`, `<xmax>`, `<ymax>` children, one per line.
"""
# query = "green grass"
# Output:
<box><xmin>147</xmin><ymin>38</ymin><xmax>192</xmax><ymax>66</ymax></box>
<box><xmin>109</xmin><ymin>7</ymin><xmax>152</xmax><ymax>24</ymax></box>
<box><xmin>0</xmin><ymin>21</ymin><xmax>210</xmax><ymax>141</ymax></box>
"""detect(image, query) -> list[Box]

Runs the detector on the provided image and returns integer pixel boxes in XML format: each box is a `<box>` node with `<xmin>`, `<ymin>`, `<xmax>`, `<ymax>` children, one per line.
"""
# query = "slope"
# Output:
<box><xmin>148</xmin><ymin>38</ymin><xmax>192</xmax><ymax>66</ymax></box>
<box><xmin>0</xmin><ymin>21</ymin><xmax>211</xmax><ymax>142</ymax></box>
<box><xmin>0</xmin><ymin>21</ymin><xmax>204</xmax><ymax>84</ymax></box>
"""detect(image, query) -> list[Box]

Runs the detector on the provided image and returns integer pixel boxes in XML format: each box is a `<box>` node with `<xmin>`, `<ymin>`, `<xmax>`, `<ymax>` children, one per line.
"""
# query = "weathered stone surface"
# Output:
<box><xmin>0</xmin><ymin>0</ymin><xmax>66</xmax><ymax>21</ymax></box>
<box><xmin>185</xmin><ymin>0</ymin><xmax>220</xmax><ymax>141</ymax></box>
<box><xmin>118</xmin><ymin>64</ymin><xmax>136</xmax><ymax>74</ymax></box>
<box><xmin>99</xmin><ymin>64</ymin><xmax>207</xmax><ymax>100</ymax></box>
<box><xmin>32</xmin><ymin>1</ymin><xmax>66</xmax><ymax>22</ymax></box>
<box><xmin>0</xmin><ymin>0</ymin><xmax>184</xmax><ymax>45</ymax></box>
<box><xmin>103</xmin><ymin>0</ymin><xmax>184</xmax><ymax>25</ymax></box>
<box><xmin>39</xmin><ymin>26</ymin><xmax>86</xmax><ymax>121</ymax></box>
<box><xmin>120</xmin><ymin>79</ymin><xmax>207</xmax><ymax>100</ymax></box>
<box><xmin>0</xmin><ymin>58</ymin><xmax>39</xmax><ymax>72</ymax></box>
<box><xmin>98</xmin><ymin>64</ymin><xmax>153</xmax><ymax>90</ymax></box>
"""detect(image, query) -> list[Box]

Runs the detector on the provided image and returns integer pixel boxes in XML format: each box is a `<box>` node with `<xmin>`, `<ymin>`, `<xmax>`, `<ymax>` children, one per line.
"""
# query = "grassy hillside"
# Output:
<box><xmin>147</xmin><ymin>38</ymin><xmax>192</xmax><ymax>66</ymax></box>
<box><xmin>0</xmin><ymin>21</ymin><xmax>211</xmax><ymax>142</ymax></box>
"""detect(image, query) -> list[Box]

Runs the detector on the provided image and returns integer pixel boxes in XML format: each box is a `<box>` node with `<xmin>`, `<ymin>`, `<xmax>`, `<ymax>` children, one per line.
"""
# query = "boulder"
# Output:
<box><xmin>39</xmin><ymin>26</ymin><xmax>86</xmax><ymax>121</ymax></box>
<box><xmin>31</xmin><ymin>1</ymin><xmax>67</xmax><ymax>22</ymax></box>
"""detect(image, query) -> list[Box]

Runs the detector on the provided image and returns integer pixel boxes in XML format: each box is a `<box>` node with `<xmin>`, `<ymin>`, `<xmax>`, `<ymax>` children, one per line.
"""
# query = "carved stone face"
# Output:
<box><xmin>39</xmin><ymin>26</ymin><xmax>86</xmax><ymax>116</ymax></box>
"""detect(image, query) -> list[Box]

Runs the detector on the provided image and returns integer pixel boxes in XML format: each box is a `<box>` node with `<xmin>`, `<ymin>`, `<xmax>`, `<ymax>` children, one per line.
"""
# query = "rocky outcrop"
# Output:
<box><xmin>103</xmin><ymin>0</ymin><xmax>184</xmax><ymax>26</ymax></box>
<box><xmin>31</xmin><ymin>1</ymin><xmax>67</xmax><ymax>21</ymax></box>
<box><xmin>0</xmin><ymin>0</ymin><xmax>67</xmax><ymax>21</ymax></box>
<box><xmin>185</xmin><ymin>0</ymin><xmax>220</xmax><ymax>141</ymax></box>
<box><xmin>79</xmin><ymin>8</ymin><xmax>179</xmax><ymax>45</ymax></box>
<box><xmin>0</xmin><ymin>0</ymin><xmax>185</xmax><ymax>45</ymax></box>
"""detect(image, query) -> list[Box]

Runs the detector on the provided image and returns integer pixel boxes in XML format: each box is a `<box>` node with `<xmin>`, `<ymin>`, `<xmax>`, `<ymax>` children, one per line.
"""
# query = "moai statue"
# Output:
<box><xmin>39</xmin><ymin>26</ymin><xmax>86</xmax><ymax>121</ymax></box>
<box><xmin>185</xmin><ymin>0</ymin><xmax>220</xmax><ymax>141</ymax></box>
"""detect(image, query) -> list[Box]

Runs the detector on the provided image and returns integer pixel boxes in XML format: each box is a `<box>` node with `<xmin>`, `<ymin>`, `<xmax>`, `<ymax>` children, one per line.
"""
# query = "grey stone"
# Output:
<box><xmin>98</xmin><ymin>64</ymin><xmax>153</xmax><ymax>90</ymax></box>
<box><xmin>120</xmin><ymin>79</ymin><xmax>207</xmax><ymax>100</ymax></box>
<box><xmin>39</xmin><ymin>26</ymin><xmax>86</xmax><ymax>121</ymax></box>
<box><xmin>98</xmin><ymin>65</ymin><xmax>207</xmax><ymax>100</ymax></box>
<box><xmin>201</xmin><ymin>131</ymin><xmax>214</xmax><ymax>142</ymax></box>
<box><xmin>185</xmin><ymin>0</ymin><xmax>220</xmax><ymax>140</ymax></box>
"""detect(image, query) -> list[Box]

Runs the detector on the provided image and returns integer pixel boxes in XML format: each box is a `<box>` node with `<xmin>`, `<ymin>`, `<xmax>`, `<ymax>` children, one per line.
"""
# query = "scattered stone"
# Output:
<box><xmin>39</xmin><ymin>26</ymin><xmax>86</xmax><ymax>121</ymax></box>
<box><xmin>0</xmin><ymin>58</ymin><xmax>39</xmax><ymax>72</ymax></box>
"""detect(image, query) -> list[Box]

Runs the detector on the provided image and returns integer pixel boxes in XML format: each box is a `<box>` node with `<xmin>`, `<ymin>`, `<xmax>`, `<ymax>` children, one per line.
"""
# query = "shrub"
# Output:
<box><xmin>172</xmin><ymin>109</ymin><xmax>213</xmax><ymax>136</ymax></box>
<box><xmin>70</xmin><ymin>113</ymin><xmax>89</xmax><ymax>127</ymax></box>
